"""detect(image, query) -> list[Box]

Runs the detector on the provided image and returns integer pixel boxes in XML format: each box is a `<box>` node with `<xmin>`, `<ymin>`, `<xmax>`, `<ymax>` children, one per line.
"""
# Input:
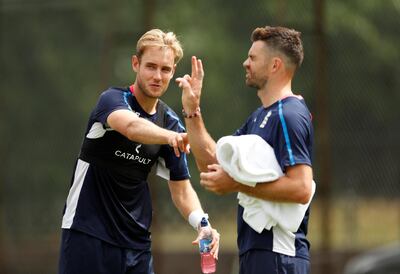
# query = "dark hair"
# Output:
<box><xmin>251</xmin><ymin>26</ymin><xmax>304</xmax><ymax>68</ymax></box>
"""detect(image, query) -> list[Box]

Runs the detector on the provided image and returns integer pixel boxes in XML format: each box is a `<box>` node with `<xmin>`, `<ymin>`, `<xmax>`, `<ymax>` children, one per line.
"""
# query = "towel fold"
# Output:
<box><xmin>216</xmin><ymin>134</ymin><xmax>316</xmax><ymax>233</ymax></box>
<box><xmin>216</xmin><ymin>135</ymin><xmax>283</xmax><ymax>186</ymax></box>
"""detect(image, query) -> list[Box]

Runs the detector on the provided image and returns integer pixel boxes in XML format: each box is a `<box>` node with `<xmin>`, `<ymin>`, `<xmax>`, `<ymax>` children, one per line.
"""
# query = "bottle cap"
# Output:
<box><xmin>200</xmin><ymin>217</ymin><xmax>208</xmax><ymax>227</ymax></box>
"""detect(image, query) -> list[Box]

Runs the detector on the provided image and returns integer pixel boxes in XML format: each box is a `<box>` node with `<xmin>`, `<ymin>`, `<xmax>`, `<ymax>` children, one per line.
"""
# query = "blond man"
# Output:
<box><xmin>58</xmin><ymin>29</ymin><xmax>219</xmax><ymax>274</ymax></box>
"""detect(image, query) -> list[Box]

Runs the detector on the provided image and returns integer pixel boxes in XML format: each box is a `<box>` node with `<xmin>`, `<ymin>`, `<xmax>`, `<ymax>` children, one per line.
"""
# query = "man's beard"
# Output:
<box><xmin>246</xmin><ymin>75</ymin><xmax>268</xmax><ymax>90</ymax></box>
<box><xmin>246</xmin><ymin>81</ymin><xmax>260</xmax><ymax>89</ymax></box>
<box><xmin>137</xmin><ymin>80</ymin><xmax>162</xmax><ymax>99</ymax></box>
<box><xmin>246</xmin><ymin>79</ymin><xmax>264</xmax><ymax>90</ymax></box>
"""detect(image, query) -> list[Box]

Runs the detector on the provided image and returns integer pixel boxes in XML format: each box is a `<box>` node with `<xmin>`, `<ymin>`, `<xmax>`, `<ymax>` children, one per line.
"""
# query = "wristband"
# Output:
<box><xmin>188</xmin><ymin>210</ymin><xmax>209</xmax><ymax>230</ymax></box>
<box><xmin>182</xmin><ymin>107</ymin><xmax>201</xmax><ymax>118</ymax></box>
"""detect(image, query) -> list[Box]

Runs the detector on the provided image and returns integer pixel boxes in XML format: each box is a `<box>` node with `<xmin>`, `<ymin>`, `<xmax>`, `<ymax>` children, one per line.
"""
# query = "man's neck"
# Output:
<box><xmin>132</xmin><ymin>83</ymin><xmax>158</xmax><ymax>114</ymax></box>
<box><xmin>258</xmin><ymin>79</ymin><xmax>293</xmax><ymax>108</ymax></box>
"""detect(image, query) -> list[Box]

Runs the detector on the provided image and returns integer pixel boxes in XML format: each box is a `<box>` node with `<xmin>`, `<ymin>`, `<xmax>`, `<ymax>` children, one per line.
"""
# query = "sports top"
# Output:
<box><xmin>234</xmin><ymin>96</ymin><xmax>313</xmax><ymax>259</ymax></box>
<box><xmin>61</xmin><ymin>87</ymin><xmax>190</xmax><ymax>250</ymax></box>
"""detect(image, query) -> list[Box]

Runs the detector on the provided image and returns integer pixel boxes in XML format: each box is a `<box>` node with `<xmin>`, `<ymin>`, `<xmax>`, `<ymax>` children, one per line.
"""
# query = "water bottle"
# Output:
<box><xmin>198</xmin><ymin>217</ymin><xmax>216</xmax><ymax>274</ymax></box>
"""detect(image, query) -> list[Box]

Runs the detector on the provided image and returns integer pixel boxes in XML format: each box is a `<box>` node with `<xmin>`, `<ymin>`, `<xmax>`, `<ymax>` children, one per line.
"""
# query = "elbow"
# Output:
<box><xmin>194</xmin><ymin>152</ymin><xmax>218</xmax><ymax>172</ymax></box>
<box><xmin>195</xmin><ymin>160</ymin><xmax>209</xmax><ymax>173</ymax></box>
<box><xmin>296</xmin><ymin>180</ymin><xmax>313</xmax><ymax>205</ymax></box>
<box><xmin>297</xmin><ymin>193</ymin><xmax>311</xmax><ymax>205</ymax></box>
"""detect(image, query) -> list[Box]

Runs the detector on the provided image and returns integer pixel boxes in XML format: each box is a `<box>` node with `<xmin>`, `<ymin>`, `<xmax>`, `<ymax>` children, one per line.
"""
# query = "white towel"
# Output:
<box><xmin>216</xmin><ymin>135</ymin><xmax>283</xmax><ymax>186</ymax></box>
<box><xmin>216</xmin><ymin>134</ymin><xmax>316</xmax><ymax>233</ymax></box>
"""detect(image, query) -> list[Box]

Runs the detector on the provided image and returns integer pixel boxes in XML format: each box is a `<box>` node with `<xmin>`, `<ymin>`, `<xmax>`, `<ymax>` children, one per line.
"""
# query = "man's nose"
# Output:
<box><xmin>153</xmin><ymin>69</ymin><xmax>162</xmax><ymax>80</ymax></box>
<box><xmin>243</xmin><ymin>59</ymin><xmax>249</xmax><ymax>68</ymax></box>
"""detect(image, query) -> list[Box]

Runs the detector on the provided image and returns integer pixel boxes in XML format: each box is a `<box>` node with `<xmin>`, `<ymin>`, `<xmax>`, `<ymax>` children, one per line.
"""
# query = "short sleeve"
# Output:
<box><xmin>158</xmin><ymin>108</ymin><xmax>190</xmax><ymax>181</ymax></box>
<box><xmin>277</xmin><ymin>103</ymin><xmax>313</xmax><ymax>170</ymax></box>
<box><xmin>93</xmin><ymin>88</ymin><xmax>132</xmax><ymax>125</ymax></box>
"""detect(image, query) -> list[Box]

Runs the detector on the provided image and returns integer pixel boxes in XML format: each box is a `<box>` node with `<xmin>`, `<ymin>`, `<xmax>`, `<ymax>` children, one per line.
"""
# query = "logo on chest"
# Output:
<box><xmin>259</xmin><ymin>111</ymin><xmax>272</xmax><ymax>128</ymax></box>
<box><xmin>114</xmin><ymin>144</ymin><xmax>152</xmax><ymax>165</ymax></box>
<box><xmin>135</xmin><ymin>144</ymin><xmax>141</xmax><ymax>154</ymax></box>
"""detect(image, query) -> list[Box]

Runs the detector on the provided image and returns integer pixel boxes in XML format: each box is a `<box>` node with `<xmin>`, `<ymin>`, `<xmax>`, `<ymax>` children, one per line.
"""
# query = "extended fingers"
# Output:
<box><xmin>191</xmin><ymin>56</ymin><xmax>204</xmax><ymax>79</ymax></box>
<box><xmin>168</xmin><ymin>135</ymin><xmax>180</xmax><ymax>157</ymax></box>
<box><xmin>191</xmin><ymin>56</ymin><xmax>198</xmax><ymax>76</ymax></box>
<box><xmin>197</xmin><ymin>58</ymin><xmax>204</xmax><ymax>78</ymax></box>
<box><xmin>177</xmin><ymin>134</ymin><xmax>185</xmax><ymax>155</ymax></box>
<box><xmin>210</xmin><ymin>229</ymin><xmax>220</xmax><ymax>259</ymax></box>
<box><xmin>170</xmin><ymin>138</ymin><xmax>180</xmax><ymax>157</ymax></box>
<box><xmin>180</xmin><ymin>133</ymin><xmax>191</xmax><ymax>153</ymax></box>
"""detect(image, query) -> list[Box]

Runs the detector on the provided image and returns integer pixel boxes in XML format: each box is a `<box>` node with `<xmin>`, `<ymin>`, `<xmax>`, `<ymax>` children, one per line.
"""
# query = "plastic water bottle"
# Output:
<box><xmin>198</xmin><ymin>217</ymin><xmax>216</xmax><ymax>274</ymax></box>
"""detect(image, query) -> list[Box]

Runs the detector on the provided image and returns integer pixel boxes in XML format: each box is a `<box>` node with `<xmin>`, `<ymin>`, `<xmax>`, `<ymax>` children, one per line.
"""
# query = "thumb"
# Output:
<box><xmin>192</xmin><ymin>235</ymin><xmax>201</xmax><ymax>245</ymax></box>
<box><xmin>207</xmin><ymin>164</ymin><xmax>220</xmax><ymax>172</ymax></box>
<box><xmin>175</xmin><ymin>77</ymin><xmax>190</xmax><ymax>89</ymax></box>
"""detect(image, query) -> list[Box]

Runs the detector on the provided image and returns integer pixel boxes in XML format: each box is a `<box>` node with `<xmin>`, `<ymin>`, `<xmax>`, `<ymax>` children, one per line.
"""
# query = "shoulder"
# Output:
<box><xmin>278</xmin><ymin>97</ymin><xmax>312</xmax><ymax>132</ymax></box>
<box><xmin>96</xmin><ymin>87</ymin><xmax>132</xmax><ymax>107</ymax></box>
<box><xmin>99</xmin><ymin>87</ymin><xmax>129</xmax><ymax>99</ymax></box>
<box><xmin>279</xmin><ymin>96</ymin><xmax>311</xmax><ymax>120</ymax></box>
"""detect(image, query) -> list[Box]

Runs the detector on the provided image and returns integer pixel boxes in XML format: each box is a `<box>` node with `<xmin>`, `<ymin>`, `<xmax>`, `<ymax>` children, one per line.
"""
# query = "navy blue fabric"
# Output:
<box><xmin>68</xmin><ymin>162</ymin><xmax>153</xmax><ymax>249</ymax></box>
<box><xmin>58</xmin><ymin>229</ymin><xmax>155</xmax><ymax>274</ymax></box>
<box><xmin>62</xmin><ymin>87</ymin><xmax>189</xmax><ymax>250</ymax></box>
<box><xmin>80</xmin><ymin>87</ymin><xmax>189</xmax><ymax>179</ymax></box>
<box><xmin>239</xmin><ymin>249</ymin><xmax>310</xmax><ymax>274</ymax></box>
<box><xmin>234</xmin><ymin>96</ymin><xmax>313</xmax><ymax>259</ymax></box>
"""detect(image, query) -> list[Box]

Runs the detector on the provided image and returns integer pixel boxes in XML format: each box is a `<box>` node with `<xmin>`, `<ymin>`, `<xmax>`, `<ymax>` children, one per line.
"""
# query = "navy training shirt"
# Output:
<box><xmin>61</xmin><ymin>87</ymin><xmax>190</xmax><ymax>250</ymax></box>
<box><xmin>234</xmin><ymin>95</ymin><xmax>314</xmax><ymax>259</ymax></box>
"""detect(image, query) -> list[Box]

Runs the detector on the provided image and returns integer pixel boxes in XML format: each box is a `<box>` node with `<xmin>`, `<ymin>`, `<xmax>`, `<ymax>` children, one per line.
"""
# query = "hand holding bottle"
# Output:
<box><xmin>192</xmin><ymin>218</ymin><xmax>220</xmax><ymax>274</ymax></box>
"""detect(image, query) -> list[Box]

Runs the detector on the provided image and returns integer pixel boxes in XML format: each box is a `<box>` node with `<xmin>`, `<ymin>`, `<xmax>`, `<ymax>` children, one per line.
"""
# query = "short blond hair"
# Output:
<box><xmin>136</xmin><ymin>29</ymin><xmax>183</xmax><ymax>64</ymax></box>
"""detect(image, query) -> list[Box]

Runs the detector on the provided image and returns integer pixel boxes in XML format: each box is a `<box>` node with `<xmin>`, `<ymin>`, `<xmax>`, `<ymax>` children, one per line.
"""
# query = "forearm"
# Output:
<box><xmin>124</xmin><ymin>117</ymin><xmax>173</xmax><ymax>144</ymax></box>
<box><xmin>237</xmin><ymin>175</ymin><xmax>311</xmax><ymax>204</ymax></box>
<box><xmin>184</xmin><ymin>116</ymin><xmax>217</xmax><ymax>172</ymax></box>
<box><xmin>169</xmin><ymin>180</ymin><xmax>204</xmax><ymax>220</ymax></box>
<box><xmin>202</xmin><ymin>164</ymin><xmax>313</xmax><ymax>203</ymax></box>
<box><xmin>108</xmin><ymin>109</ymin><xmax>176</xmax><ymax>145</ymax></box>
<box><xmin>168</xmin><ymin>178</ymin><xmax>220</xmax><ymax>258</ymax></box>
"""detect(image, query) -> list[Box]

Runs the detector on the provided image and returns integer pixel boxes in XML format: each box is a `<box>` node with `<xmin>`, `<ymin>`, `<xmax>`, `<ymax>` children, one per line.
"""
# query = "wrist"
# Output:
<box><xmin>235</xmin><ymin>181</ymin><xmax>246</xmax><ymax>193</ymax></box>
<box><xmin>188</xmin><ymin>210</ymin><xmax>209</xmax><ymax>230</ymax></box>
<box><xmin>182</xmin><ymin>107</ymin><xmax>201</xmax><ymax>118</ymax></box>
<box><xmin>166</xmin><ymin>130</ymin><xmax>175</xmax><ymax>142</ymax></box>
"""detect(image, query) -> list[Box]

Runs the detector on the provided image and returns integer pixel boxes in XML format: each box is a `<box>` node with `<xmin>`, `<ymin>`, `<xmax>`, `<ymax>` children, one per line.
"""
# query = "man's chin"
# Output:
<box><xmin>245</xmin><ymin>80</ymin><xmax>258</xmax><ymax>89</ymax></box>
<box><xmin>149</xmin><ymin>90</ymin><xmax>165</xmax><ymax>98</ymax></box>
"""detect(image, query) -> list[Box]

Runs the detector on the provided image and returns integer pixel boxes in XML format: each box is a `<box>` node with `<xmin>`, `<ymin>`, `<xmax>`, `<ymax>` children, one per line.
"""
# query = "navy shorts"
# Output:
<box><xmin>239</xmin><ymin>249</ymin><xmax>310</xmax><ymax>274</ymax></box>
<box><xmin>58</xmin><ymin>229</ymin><xmax>155</xmax><ymax>274</ymax></box>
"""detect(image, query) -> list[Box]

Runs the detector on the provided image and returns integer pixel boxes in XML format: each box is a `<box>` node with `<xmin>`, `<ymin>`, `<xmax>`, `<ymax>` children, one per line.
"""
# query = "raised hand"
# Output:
<box><xmin>176</xmin><ymin>56</ymin><xmax>204</xmax><ymax>113</ymax></box>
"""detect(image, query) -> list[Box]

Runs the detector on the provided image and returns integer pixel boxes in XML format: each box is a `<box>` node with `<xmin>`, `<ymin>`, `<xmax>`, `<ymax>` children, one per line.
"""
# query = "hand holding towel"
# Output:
<box><xmin>216</xmin><ymin>134</ymin><xmax>316</xmax><ymax>233</ymax></box>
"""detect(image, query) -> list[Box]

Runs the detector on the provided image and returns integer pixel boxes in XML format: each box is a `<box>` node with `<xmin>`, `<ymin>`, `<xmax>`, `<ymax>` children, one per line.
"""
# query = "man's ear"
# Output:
<box><xmin>132</xmin><ymin>55</ymin><xmax>139</xmax><ymax>72</ymax></box>
<box><xmin>170</xmin><ymin>64</ymin><xmax>177</xmax><ymax>79</ymax></box>
<box><xmin>271</xmin><ymin>57</ymin><xmax>282</xmax><ymax>72</ymax></box>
